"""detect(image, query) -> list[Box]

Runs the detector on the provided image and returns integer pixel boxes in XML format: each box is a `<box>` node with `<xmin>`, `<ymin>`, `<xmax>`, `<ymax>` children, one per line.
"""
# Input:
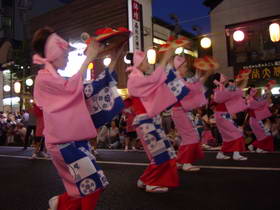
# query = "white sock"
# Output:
<box><xmin>233</xmin><ymin>151</ymin><xmax>240</xmax><ymax>157</ymax></box>
<box><xmin>218</xmin><ymin>151</ymin><xmax>224</xmax><ymax>156</ymax></box>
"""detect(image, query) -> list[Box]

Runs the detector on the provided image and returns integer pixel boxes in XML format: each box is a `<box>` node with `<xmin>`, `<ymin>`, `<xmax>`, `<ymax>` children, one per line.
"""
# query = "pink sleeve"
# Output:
<box><xmin>180</xmin><ymin>81</ymin><xmax>207</xmax><ymax>111</ymax></box>
<box><xmin>214</xmin><ymin>88</ymin><xmax>243</xmax><ymax>104</ymax></box>
<box><xmin>248</xmin><ymin>98</ymin><xmax>268</xmax><ymax>110</ymax></box>
<box><xmin>127</xmin><ymin>66</ymin><xmax>167</xmax><ymax>97</ymax></box>
<box><xmin>33</xmin><ymin>69</ymin><xmax>83</xmax><ymax>109</ymax></box>
<box><xmin>214</xmin><ymin>89</ymin><xmax>231</xmax><ymax>103</ymax></box>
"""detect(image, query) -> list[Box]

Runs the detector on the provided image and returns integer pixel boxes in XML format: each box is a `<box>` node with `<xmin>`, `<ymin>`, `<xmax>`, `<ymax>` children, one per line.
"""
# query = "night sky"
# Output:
<box><xmin>152</xmin><ymin>0</ymin><xmax>211</xmax><ymax>35</ymax></box>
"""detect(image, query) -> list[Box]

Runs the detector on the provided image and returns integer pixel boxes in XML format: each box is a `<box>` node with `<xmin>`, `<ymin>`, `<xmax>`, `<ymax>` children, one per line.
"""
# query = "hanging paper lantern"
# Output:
<box><xmin>200</xmin><ymin>37</ymin><xmax>212</xmax><ymax>48</ymax></box>
<box><xmin>14</xmin><ymin>82</ymin><xmax>21</xmax><ymax>94</ymax></box>
<box><xmin>147</xmin><ymin>49</ymin><xmax>157</xmax><ymax>65</ymax></box>
<box><xmin>233</xmin><ymin>30</ymin><xmax>245</xmax><ymax>42</ymax></box>
<box><xmin>269</xmin><ymin>23</ymin><xmax>280</xmax><ymax>42</ymax></box>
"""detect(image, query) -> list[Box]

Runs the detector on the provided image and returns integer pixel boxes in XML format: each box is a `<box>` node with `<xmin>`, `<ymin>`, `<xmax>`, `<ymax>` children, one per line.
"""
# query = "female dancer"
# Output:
<box><xmin>171</xmin><ymin>56</ymin><xmax>212</xmax><ymax>171</ymax></box>
<box><xmin>33</xmin><ymin>27</ymin><xmax>108</xmax><ymax>210</ymax></box>
<box><xmin>247</xmin><ymin>87</ymin><xmax>274</xmax><ymax>152</ymax></box>
<box><xmin>127</xmin><ymin>48</ymin><xmax>184</xmax><ymax>193</ymax></box>
<box><xmin>209</xmin><ymin>73</ymin><xmax>248</xmax><ymax>160</ymax></box>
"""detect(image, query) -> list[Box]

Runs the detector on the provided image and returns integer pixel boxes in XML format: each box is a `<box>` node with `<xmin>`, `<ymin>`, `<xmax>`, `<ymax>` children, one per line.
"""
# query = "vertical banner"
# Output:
<box><xmin>128</xmin><ymin>0</ymin><xmax>143</xmax><ymax>52</ymax></box>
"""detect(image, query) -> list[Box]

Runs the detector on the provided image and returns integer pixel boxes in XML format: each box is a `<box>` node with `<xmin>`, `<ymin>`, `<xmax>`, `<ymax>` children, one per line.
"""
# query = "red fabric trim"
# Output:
<box><xmin>252</xmin><ymin>136</ymin><xmax>274</xmax><ymax>151</ymax></box>
<box><xmin>131</xmin><ymin>97</ymin><xmax>147</xmax><ymax>115</ymax></box>
<box><xmin>57</xmin><ymin>193</ymin><xmax>81</xmax><ymax>210</ymax></box>
<box><xmin>221</xmin><ymin>137</ymin><xmax>246</xmax><ymax>152</ymax></box>
<box><xmin>174</xmin><ymin>101</ymin><xmax>181</xmax><ymax>107</ymax></box>
<box><xmin>177</xmin><ymin>143</ymin><xmax>204</xmax><ymax>164</ymax></box>
<box><xmin>58</xmin><ymin>190</ymin><xmax>101</xmax><ymax>210</ymax></box>
<box><xmin>215</xmin><ymin>103</ymin><xmax>228</xmax><ymax>112</ymax></box>
<box><xmin>140</xmin><ymin>159</ymin><xmax>179</xmax><ymax>188</ymax></box>
<box><xmin>248</xmin><ymin>109</ymin><xmax>256</xmax><ymax>118</ymax></box>
<box><xmin>81</xmin><ymin>189</ymin><xmax>102</xmax><ymax>210</ymax></box>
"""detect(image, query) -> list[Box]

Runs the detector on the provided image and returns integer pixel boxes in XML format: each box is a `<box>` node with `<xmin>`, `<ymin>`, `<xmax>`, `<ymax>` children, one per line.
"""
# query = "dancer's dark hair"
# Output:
<box><xmin>32</xmin><ymin>26</ymin><xmax>54</xmax><ymax>57</ymax></box>
<box><xmin>204</xmin><ymin>73</ymin><xmax>221</xmax><ymax>99</ymax></box>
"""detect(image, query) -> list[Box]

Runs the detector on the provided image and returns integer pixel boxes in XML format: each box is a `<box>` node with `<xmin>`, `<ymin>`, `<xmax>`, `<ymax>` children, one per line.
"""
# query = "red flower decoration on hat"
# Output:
<box><xmin>194</xmin><ymin>56</ymin><xmax>219</xmax><ymax>71</ymax></box>
<box><xmin>176</xmin><ymin>40</ymin><xmax>183</xmax><ymax>44</ymax></box>
<box><xmin>95</xmin><ymin>28</ymin><xmax>114</xmax><ymax>36</ymax></box>
<box><xmin>269</xmin><ymin>80</ymin><xmax>277</xmax><ymax>85</ymax></box>
<box><xmin>168</xmin><ymin>36</ymin><xmax>175</xmax><ymax>41</ymax></box>
<box><xmin>85</xmin><ymin>37</ymin><xmax>94</xmax><ymax>45</ymax></box>
<box><xmin>266</xmin><ymin>80</ymin><xmax>277</xmax><ymax>89</ymax></box>
<box><xmin>160</xmin><ymin>43</ymin><xmax>170</xmax><ymax>48</ymax></box>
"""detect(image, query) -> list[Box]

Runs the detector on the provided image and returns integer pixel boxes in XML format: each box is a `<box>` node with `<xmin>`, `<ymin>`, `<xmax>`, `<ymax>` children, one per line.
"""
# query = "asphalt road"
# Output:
<box><xmin>0</xmin><ymin>147</ymin><xmax>279</xmax><ymax>210</ymax></box>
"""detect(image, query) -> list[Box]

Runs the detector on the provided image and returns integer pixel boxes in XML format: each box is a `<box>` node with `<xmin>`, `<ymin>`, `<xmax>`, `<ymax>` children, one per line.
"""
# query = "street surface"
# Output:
<box><xmin>0</xmin><ymin>147</ymin><xmax>279</xmax><ymax>210</ymax></box>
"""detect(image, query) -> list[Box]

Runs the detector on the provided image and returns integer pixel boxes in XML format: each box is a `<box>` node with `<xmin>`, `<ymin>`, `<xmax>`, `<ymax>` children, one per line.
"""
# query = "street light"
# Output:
<box><xmin>269</xmin><ymin>23</ymin><xmax>280</xmax><ymax>42</ymax></box>
<box><xmin>124</xmin><ymin>55</ymin><xmax>131</xmax><ymax>65</ymax></box>
<box><xmin>233</xmin><ymin>30</ymin><xmax>245</xmax><ymax>42</ymax></box>
<box><xmin>103</xmin><ymin>57</ymin><xmax>111</xmax><ymax>67</ymax></box>
<box><xmin>200</xmin><ymin>37</ymin><xmax>212</xmax><ymax>48</ymax></box>
<box><xmin>175</xmin><ymin>47</ymin><xmax>184</xmax><ymax>55</ymax></box>
<box><xmin>3</xmin><ymin>85</ymin><xmax>11</xmax><ymax>92</ymax></box>
<box><xmin>25</xmin><ymin>78</ymin><xmax>33</xmax><ymax>86</ymax></box>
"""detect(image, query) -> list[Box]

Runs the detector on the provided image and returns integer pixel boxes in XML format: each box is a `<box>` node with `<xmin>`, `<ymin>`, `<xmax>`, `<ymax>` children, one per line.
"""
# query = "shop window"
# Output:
<box><xmin>2</xmin><ymin>16</ymin><xmax>12</xmax><ymax>28</ymax></box>
<box><xmin>226</xmin><ymin>17</ymin><xmax>280</xmax><ymax>66</ymax></box>
<box><xmin>2</xmin><ymin>0</ymin><xmax>13</xmax><ymax>7</ymax></box>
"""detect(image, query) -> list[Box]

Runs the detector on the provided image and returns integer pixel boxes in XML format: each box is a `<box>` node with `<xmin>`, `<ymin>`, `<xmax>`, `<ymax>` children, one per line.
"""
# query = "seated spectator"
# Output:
<box><xmin>97</xmin><ymin>125</ymin><xmax>109</xmax><ymax>148</ymax></box>
<box><xmin>108</xmin><ymin>120</ymin><xmax>121</xmax><ymax>149</ymax></box>
<box><xmin>14</xmin><ymin>123</ymin><xmax>27</xmax><ymax>144</ymax></box>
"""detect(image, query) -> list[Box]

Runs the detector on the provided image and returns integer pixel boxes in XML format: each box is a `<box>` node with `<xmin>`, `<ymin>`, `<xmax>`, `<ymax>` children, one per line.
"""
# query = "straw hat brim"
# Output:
<box><xmin>96</xmin><ymin>31</ymin><xmax>131</xmax><ymax>52</ymax></box>
<box><xmin>194</xmin><ymin>58</ymin><xmax>219</xmax><ymax>71</ymax></box>
<box><xmin>158</xmin><ymin>40</ymin><xmax>190</xmax><ymax>53</ymax></box>
<box><xmin>96</xmin><ymin>31</ymin><xmax>131</xmax><ymax>43</ymax></box>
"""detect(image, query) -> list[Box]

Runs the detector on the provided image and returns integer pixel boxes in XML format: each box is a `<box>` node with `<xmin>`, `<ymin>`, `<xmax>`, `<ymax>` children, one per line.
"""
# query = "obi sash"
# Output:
<box><xmin>133</xmin><ymin>114</ymin><xmax>177</xmax><ymax>165</ymax></box>
<box><xmin>59</xmin><ymin>140</ymin><xmax>109</xmax><ymax>196</ymax></box>
<box><xmin>164</xmin><ymin>68</ymin><xmax>189</xmax><ymax>101</ymax></box>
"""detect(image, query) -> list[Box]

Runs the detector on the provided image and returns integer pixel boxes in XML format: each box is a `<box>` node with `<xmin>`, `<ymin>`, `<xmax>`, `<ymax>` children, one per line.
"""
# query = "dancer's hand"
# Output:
<box><xmin>85</xmin><ymin>39</ymin><xmax>104</xmax><ymax>61</ymax></box>
<box><xmin>159</xmin><ymin>46</ymin><xmax>176</xmax><ymax>68</ymax></box>
<box><xmin>108</xmin><ymin>43</ymin><xmax>127</xmax><ymax>72</ymax></box>
<box><xmin>196</xmin><ymin>68</ymin><xmax>214</xmax><ymax>84</ymax></box>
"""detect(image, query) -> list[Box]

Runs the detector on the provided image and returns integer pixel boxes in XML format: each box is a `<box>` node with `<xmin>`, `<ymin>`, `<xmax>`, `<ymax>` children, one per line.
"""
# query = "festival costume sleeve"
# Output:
<box><xmin>128</xmin><ymin>67</ymin><xmax>178</xmax><ymax>117</ymax></box>
<box><xmin>34</xmin><ymin>69</ymin><xmax>97</xmax><ymax>144</ymax></box>
<box><xmin>248</xmin><ymin>98</ymin><xmax>267</xmax><ymax>110</ymax></box>
<box><xmin>179</xmin><ymin>81</ymin><xmax>207</xmax><ymax>111</ymax></box>
<box><xmin>248</xmin><ymin>98</ymin><xmax>272</xmax><ymax>120</ymax></box>
<box><xmin>127</xmin><ymin>66</ymin><xmax>167</xmax><ymax>97</ymax></box>
<box><xmin>34</xmin><ymin>70</ymin><xmax>84</xmax><ymax>109</ymax></box>
<box><xmin>213</xmin><ymin>88</ymin><xmax>232</xmax><ymax>104</ymax></box>
<box><xmin>214</xmin><ymin>88</ymin><xmax>246</xmax><ymax>114</ymax></box>
<box><xmin>224</xmin><ymin>88</ymin><xmax>247</xmax><ymax>114</ymax></box>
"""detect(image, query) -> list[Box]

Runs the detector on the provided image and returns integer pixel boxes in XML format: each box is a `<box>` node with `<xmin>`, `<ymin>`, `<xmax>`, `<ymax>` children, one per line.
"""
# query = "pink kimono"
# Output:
<box><xmin>34</xmin><ymin>69</ymin><xmax>97</xmax><ymax>144</ymax></box>
<box><xmin>128</xmin><ymin>66</ymin><xmax>178</xmax><ymax>117</ymax></box>
<box><xmin>213</xmin><ymin>87</ymin><xmax>246</xmax><ymax>152</ymax></box>
<box><xmin>247</xmin><ymin>98</ymin><xmax>274</xmax><ymax>151</ymax></box>
<box><xmin>128</xmin><ymin>66</ymin><xmax>190</xmax><ymax>117</ymax></box>
<box><xmin>128</xmin><ymin>68</ymin><xmax>179</xmax><ymax>188</ymax></box>
<box><xmin>172</xmin><ymin>79</ymin><xmax>206</xmax><ymax>164</ymax></box>
<box><xmin>34</xmin><ymin>67</ymin><xmax>108</xmax><ymax>210</ymax></box>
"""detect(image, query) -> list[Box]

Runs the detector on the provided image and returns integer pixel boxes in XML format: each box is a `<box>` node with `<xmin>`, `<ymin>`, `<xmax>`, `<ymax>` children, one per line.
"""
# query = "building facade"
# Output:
<box><xmin>0</xmin><ymin>0</ymin><xmax>197</xmax><ymax>110</ymax></box>
<box><xmin>205</xmin><ymin>0</ymin><xmax>280</xmax><ymax>89</ymax></box>
<box><xmin>29</xmin><ymin>0</ymin><xmax>154</xmax><ymax>89</ymax></box>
